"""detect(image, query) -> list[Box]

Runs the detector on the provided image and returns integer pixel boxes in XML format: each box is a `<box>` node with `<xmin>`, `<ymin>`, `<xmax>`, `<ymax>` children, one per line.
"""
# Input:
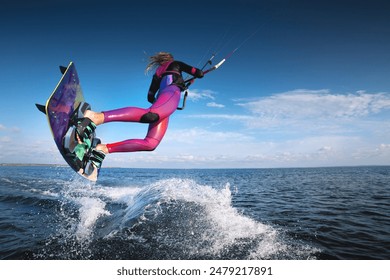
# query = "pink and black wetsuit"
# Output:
<box><xmin>102</xmin><ymin>61</ymin><xmax>203</xmax><ymax>153</ymax></box>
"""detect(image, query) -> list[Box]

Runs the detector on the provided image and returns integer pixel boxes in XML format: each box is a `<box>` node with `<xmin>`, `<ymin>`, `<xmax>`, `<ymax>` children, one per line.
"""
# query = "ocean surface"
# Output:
<box><xmin>0</xmin><ymin>165</ymin><xmax>389</xmax><ymax>260</ymax></box>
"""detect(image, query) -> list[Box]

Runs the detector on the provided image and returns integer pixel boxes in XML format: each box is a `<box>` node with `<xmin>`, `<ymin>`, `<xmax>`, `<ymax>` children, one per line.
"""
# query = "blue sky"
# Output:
<box><xmin>1</xmin><ymin>0</ymin><xmax>390</xmax><ymax>168</ymax></box>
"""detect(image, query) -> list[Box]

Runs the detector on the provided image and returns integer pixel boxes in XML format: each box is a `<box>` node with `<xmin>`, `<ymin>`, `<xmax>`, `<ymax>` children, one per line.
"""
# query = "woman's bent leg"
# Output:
<box><xmin>106</xmin><ymin>118</ymin><xmax>169</xmax><ymax>153</ymax></box>
<box><xmin>101</xmin><ymin>85</ymin><xmax>181</xmax><ymax>153</ymax></box>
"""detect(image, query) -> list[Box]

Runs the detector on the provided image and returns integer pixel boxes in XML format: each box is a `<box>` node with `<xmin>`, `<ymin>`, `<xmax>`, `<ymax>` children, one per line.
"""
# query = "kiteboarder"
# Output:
<box><xmin>75</xmin><ymin>52</ymin><xmax>204</xmax><ymax>166</ymax></box>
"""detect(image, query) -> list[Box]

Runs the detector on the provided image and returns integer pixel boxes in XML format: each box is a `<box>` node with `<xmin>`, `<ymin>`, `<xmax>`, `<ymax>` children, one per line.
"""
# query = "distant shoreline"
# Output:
<box><xmin>0</xmin><ymin>163</ymin><xmax>67</xmax><ymax>167</ymax></box>
<box><xmin>1</xmin><ymin>163</ymin><xmax>389</xmax><ymax>169</ymax></box>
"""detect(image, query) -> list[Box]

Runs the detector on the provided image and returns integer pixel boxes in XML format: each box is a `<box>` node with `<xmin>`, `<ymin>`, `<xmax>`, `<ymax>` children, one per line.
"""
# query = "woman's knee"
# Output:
<box><xmin>145</xmin><ymin>137</ymin><xmax>160</xmax><ymax>151</ymax></box>
<box><xmin>140</xmin><ymin>112</ymin><xmax>160</xmax><ymax>123</ymax></box>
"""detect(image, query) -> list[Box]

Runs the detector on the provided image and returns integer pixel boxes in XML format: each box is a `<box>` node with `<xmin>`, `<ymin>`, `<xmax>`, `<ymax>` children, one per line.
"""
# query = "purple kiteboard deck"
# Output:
<box><xmin>37</xmin><ymin>62</ymin><xmax>99</xmax><ymax>181</ymax></box>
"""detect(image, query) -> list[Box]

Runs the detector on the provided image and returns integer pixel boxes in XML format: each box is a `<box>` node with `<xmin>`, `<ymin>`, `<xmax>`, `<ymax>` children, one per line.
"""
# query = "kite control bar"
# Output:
<box><xmin>183</xmin><ymin>56</ymin><xmax>227</xmax><ymax>88</ymax></box>
<box><xmin>177</xmin><ymin>29</ymin><xmax>259</xmax><ymax>110</ymax></box>
<box><xmin>177</xmin><ymin>54</ymin><xmax>216</xmax><ymax>110</ymax></box>
<box><xmin>177</xmin><ymin>54</ymin><xmax>228</xmax><ymax>110</ymax></box>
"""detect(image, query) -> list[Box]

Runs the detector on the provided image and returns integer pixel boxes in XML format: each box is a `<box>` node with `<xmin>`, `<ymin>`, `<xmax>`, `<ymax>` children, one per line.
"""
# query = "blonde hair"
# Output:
<box><xmin>145</xmin><ymin>52</ymin><xmax>174</xmax><ymax>74</ymax></box>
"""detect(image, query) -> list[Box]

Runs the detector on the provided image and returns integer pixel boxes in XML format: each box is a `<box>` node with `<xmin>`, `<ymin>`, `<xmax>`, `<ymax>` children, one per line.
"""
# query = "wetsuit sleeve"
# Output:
<box><xmin>177</xmin><ymin>61</ymin><xmax>204</xmax><ymax>78</ymax></box>
<box><xmin>147</xmin><ymin>74</ymin><xmax>160</xmax><ymax>103</ymax></box>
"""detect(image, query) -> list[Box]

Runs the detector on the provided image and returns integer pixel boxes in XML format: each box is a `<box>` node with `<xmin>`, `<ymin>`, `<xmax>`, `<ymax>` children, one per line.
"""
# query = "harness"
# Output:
<box><xmin>156</xmin><ymin>62</ymin><xmax>184</xmax><ymax>91</ymax></box>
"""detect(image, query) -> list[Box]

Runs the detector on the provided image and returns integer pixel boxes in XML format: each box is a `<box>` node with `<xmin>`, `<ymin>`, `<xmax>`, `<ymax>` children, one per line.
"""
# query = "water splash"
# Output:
<box><xmin>73</xmin><ymin>197</ymin><xmax>110</xmax><ymax>240</ymax></box>
<box><xmin>116</xmin><ymin>178</ymin><xmax>285</xmax><ymax>259</ymax></box>
<box><xmin>38</xmin><ymin>176</ymin><xmax>317</xmax><ymax>259</ymax></box>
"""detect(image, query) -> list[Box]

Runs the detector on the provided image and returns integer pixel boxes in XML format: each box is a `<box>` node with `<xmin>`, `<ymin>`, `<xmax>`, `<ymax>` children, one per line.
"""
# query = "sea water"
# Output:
<box><xmin>0</xmin><ymin>166</ymin><xmax>389</xmax><ymax>259</ymax></box>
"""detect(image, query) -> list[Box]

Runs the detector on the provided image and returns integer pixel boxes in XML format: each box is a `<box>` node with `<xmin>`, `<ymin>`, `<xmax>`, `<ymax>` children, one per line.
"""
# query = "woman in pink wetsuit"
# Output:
<box><xmin>81</xmin><ymin>52</ymin><xmax>204</xmax><ymax>165</ymax></box>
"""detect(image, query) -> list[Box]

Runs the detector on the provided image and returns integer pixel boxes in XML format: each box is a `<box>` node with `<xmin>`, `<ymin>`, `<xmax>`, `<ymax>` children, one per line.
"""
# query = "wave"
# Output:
<box><xmin>3</xmin><ymin>166</ymin><xmax>389</xmax><ymax>260</ymax></box>
<box><xmin>29</xmin><ymin>177</ymin><xmax>318</xmax><ymax>259</ymax></box>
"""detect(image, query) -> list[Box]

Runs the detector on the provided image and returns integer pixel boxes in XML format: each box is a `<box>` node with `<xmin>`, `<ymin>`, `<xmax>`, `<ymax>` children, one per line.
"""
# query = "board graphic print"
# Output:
<box><xmin>36</xmin><ymin>62</ymin><xmax>100</xmax><ymax>181</ymax></box>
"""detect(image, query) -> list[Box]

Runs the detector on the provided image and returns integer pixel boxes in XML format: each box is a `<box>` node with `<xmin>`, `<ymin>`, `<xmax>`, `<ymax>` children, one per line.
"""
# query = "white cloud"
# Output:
<box><xmin>102</xmin><ymin>133</ymin><xmax>369</xmax><ymax>168</ymax></box>
<box><xmin>10</xmin><ymin>127</ymin><xmax>21</xmax><ymax>133</ymax></box>
<box><xmin>187</xmin><ymin>114</ymin><xmax>254</xmax><ymax>122</ymax></box>
<box><xmin>0</xmin><ymin>124</ymin><xmax>21</xmax><ymax>132</ymax></box>
<box><xmin>164</xmin><ymin>127</ymin><xmax>253</xmax><ymax>145</ymax></box>
<box><xmin>0</xmin><ymin>136</ymin><xmax>11</xmax><ymax>143</ymax></box>
<box><xmin>207</xmin><ymin>102</ymin><xmax>225</xmax><ymax>108</ymax></box>
<box><xmin>187</xmin><ymin>89</ymin><xmax>216</xmax><ymax>101</ymax></box>
<box><xmin>238</xmin><ymin>89</ymin><xmax>390</xmax><ymax>120</ymax></box>
<box><xmin>188</xmin><ymin>90</ymin><xmax>390</xmax><ymax>132</ymax></box>
<box><xmin>168</xmin><ymin>89</ymin><xmax>390</xmax><ymax>167</ymax></box>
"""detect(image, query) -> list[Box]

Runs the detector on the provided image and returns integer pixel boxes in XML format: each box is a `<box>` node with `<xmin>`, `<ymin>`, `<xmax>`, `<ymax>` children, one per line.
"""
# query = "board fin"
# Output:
<box><xmin>59</xmin><ymin>65</ymin><xmax>67</xmax><ymax>74</ymax></box>
<box><xmin>35</xmin><ymin>103</ymin><xmax>46</xmax><ymax>115</ymax></box>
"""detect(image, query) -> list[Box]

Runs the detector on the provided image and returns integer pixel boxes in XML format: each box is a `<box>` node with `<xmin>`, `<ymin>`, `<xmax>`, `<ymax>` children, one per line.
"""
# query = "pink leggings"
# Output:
<box><xmin>102</xmin><ymin>85</ymin><xmax>181</xmax><ymax>153</ymax></box>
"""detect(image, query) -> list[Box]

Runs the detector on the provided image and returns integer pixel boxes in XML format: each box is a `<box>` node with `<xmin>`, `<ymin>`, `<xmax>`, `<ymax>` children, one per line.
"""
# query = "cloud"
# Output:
<box><xmin>10</xmin><ymin>127</ymin><xmax>21</xmax><ymax>133</ymax></box>
<box><xmin>0</xmin><ymin>138</ymin><xmax>61</xmax><ymax>164</ymax></box>
<box><xmin>0</xmin><ymin>124</ymin><xmax>21</xmax><ymax>132</ymax></box>
<box><xmin>352</xmin><ymin>143</ymin><xmax>390</xmax><ymax>162</ymax></box>
<box><xmin>0</xmin><ymin>136</ymin><xmax>11</xmax><ymax>143</ymax></box>
<box><xmin>230</xmin><ymin>90</ymin><xmax>390</xmax><ymax>134</ymax></box>
<box><xmin>187</xmin><ymin>89</ymin><xmax>390</xmax><ymax>132</ymax></box>
<box><xmin>187</xmin><ymin>114</ymin><xmax>254</xmax><ymax>122</ymax></box>
<box><xmin>174</xmin><ymin>89</ymin><xmax>390</xmax><ymax>167</ymax></box>
<box><xmin>181</xmin><ymin>88</ymin><xmax>225</xmax><ymax>108</ymax></box>
<box><xmin>207</xmin><ymin>102</ymin><xmax>225</xmax><ymax>108</ymax></box>
<box><xmin>164</xmin><ymin>127</ymin><xmax>253</xmax><ymax>145</ymax></box>
<box><xmin>187</xmin><ymin>89</ymin><xmax>216</xmax><ymax>101</ymax></box>
<box><xmin>102</xmin><ymin>133</ymin><xmax>369</xmax><ymax>168</ymax></box>
<box><xmin>0</xmin><ymin>124</ymin><xmax>22</xmax><ymax>148</ymax></box>
<box><xmin>238</xmin><ymin>89</ymin><xmax>390</xmax><ymax>120</ymax></box>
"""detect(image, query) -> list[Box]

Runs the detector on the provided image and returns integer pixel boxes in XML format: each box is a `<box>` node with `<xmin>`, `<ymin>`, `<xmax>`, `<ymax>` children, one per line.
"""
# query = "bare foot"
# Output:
<box><xmin>96</xmin><ymin>144</ymin><xmax>109</xmax><ymax>154</ymax></box>
<box><xmin>84</xmin><ymin>110</ymin><xmax>105</xmax><ymax>126</ymax></box>
<box><xmin>76</xmin><ymin>132</ymin><xmax>108</xmax><ymax>154</ymax></box>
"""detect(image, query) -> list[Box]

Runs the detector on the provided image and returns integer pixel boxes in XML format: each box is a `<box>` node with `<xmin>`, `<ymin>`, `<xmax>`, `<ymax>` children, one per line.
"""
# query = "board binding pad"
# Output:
<box><xmin>42</xmin><ymin>62</ymin><xmax>100</xmax><ymax>181</ymax></box>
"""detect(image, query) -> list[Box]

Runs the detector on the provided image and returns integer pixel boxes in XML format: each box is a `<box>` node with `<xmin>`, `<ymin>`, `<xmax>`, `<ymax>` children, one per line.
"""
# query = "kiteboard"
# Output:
<box><xmin>35</xmin><ymin>62</ymin><xmax>101</xmax><ymax>181</ymax></box>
